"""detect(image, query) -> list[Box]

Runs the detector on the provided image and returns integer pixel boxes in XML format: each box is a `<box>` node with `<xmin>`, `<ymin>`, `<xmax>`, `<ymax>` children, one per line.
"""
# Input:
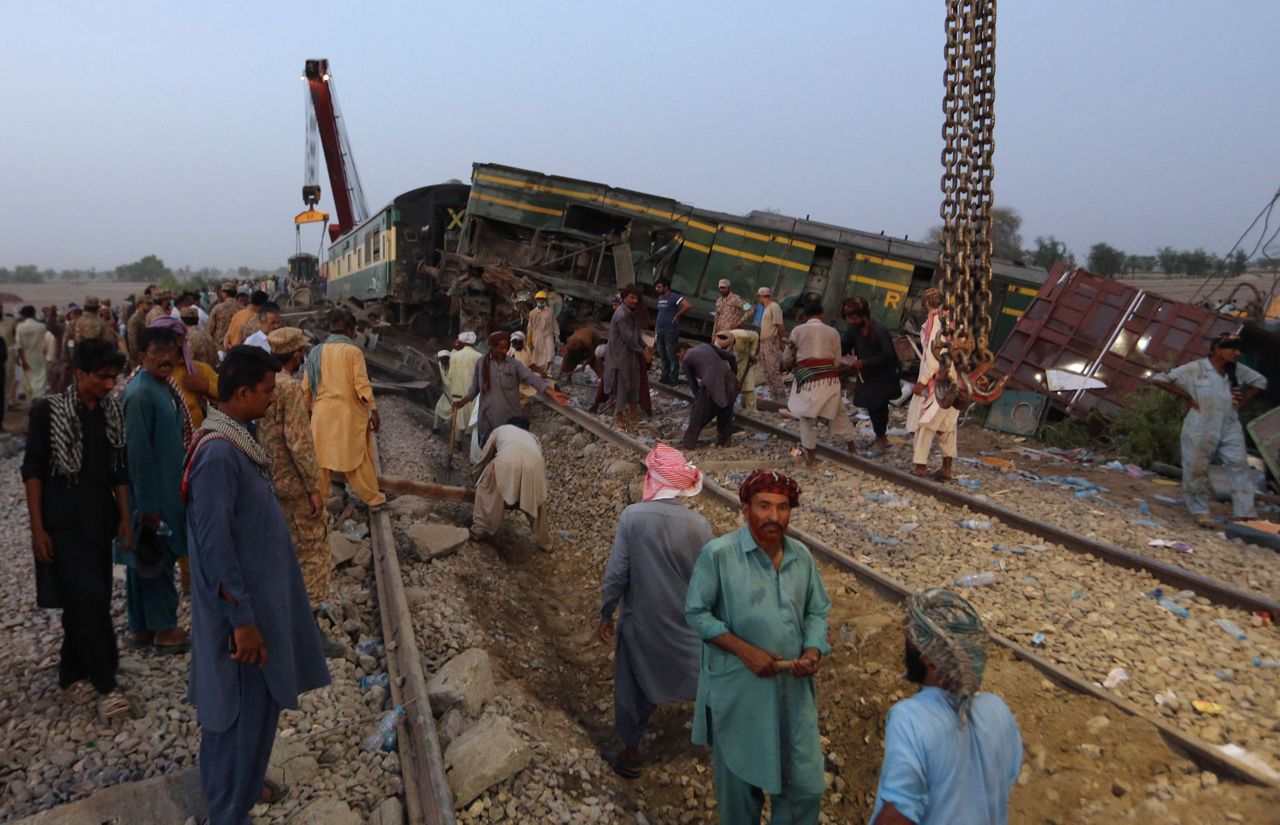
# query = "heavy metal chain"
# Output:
<box><xmin>938</xmin><ymin>0</ymin><xmax>997</xmax><ymax>368</ymax></box>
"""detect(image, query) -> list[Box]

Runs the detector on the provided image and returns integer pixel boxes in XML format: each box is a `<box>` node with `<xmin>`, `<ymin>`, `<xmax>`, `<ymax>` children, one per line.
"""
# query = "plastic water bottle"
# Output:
<box><xmin>868</xmin><ymin>534</ymin><xmax>900</xmax><ymax>546</ymax></box>
<box><xmin>359</xmin><ymin>673</ymin><xmax>390</xmax><ymax>690</ymax></box>
<box><xmin>1136</xmin><ymin>499</ymin><xmax>1151</xmax><ymax>515</ymax></box>
<box><xmin>1252</xmin><ymin>657</ymin><xmax>1280</xmax><ymax>669</ymax></box>
<box><xmin>864</xmin><ymin>491</ymin><xmax>896</xmax><ymax>503</ymax></box>
<box><xmin>355</xmin><ymin>639</ymin><xmax>384</xmax><ymax>656</ymax></box>
<box><xmin>1150</xmin><ymin>594</ymin><xmax>1189</xmax><ymax>619</ymax></box>
<box><xmin>955</xmin><ymin>572</ymin><xmax>997</xmax><ymax>587</ymax></box>
<box><xmin>958</xmin><ymin>519</ymin><xmax>993</xmax><ymax>531</ymax></box>
<box><xmin>1213</xmin><ymin>619</ymin><xmax>1247</xmax><ymax>641</ymax></box>
<box><xmin>1074</xmin><ymin>489</ymin><xmax>1100</xmax><ymax>500</ymax></box>
<box><xmin>956</xmin><ymin>479</ymin><xmax>981</xmax><ymax>490</ymax></box>
<box><xmin>361</xmin><ymin>706</ymin><xmax>405</xmax><ymax>752</ymax></box>
<box><xmin>992</xmin><ymin>544</ymin><xmax>1027</xmax><ymax>555</ymax></box>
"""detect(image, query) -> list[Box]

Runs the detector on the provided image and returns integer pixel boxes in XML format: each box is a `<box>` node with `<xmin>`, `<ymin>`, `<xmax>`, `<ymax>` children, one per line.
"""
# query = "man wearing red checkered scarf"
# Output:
<box><xmin>597</xmin><ymin>444</ymin><xmax>710</xmax><ymax>779</ymax></box>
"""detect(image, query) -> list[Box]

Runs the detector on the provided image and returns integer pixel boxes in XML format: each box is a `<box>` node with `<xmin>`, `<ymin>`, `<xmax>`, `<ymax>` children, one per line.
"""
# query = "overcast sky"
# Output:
<box><xmin>3</xmin><ymin>1</ymin><xmax>1277</xmax><ymax>271</ymax></box>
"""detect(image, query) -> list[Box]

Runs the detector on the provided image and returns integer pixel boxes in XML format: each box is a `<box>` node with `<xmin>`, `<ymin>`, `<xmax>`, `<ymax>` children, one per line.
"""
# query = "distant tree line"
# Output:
<box><xmin>0</xmin><ymin>255</ymin><xmax>287</xmax><ymax>288</ymax></box>
<box><xmin>930</xmin><ymin>208</ymin><xmax>1279</xmax><ymax>278</ymax></box>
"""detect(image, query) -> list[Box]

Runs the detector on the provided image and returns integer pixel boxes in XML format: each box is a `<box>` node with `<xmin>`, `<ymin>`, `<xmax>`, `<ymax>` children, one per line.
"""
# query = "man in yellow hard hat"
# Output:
<box><xmin>526</xmin><ymin>290</ymin><xmax>560</xmax><ymax>372</ymax></box>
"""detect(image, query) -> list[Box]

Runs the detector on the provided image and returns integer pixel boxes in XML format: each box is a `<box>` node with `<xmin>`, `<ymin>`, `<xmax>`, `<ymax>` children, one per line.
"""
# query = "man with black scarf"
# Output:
<box><xmin>23</xmin><ymin>339</ymin><xmax>132</xmax><ymax>718</ymax></box>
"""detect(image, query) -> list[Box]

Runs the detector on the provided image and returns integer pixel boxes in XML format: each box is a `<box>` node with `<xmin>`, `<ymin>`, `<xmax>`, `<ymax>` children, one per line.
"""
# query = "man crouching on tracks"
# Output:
<box><xmin>597</xmin><ymin>444</ymin><xmax>711</xmax><ymax>779</ymax></box>
<box><xmin>870</xmin><ymin>589</ymin><xmax>1021</xmax><ymax>825</ymax></box>
<box><xmin>685</xmin><ymin>469</ymin><xmax>831</xmax><ymax>824</ymax></box>
<box><xmin>185</xmin><ymin>346</ymin><xmax>331</xmax><ymax>825</ymax></box>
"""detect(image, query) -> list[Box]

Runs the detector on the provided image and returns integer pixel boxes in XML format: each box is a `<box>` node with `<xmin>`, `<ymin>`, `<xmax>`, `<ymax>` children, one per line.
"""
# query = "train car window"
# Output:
<box><xmin>564</xmin><ymin>204</ymin><xmax>629</xmax><ymax>236</ymax></box>
<box><xmin>372</xmin><ymin>232</ymin><xmax>381</xmax><ymax>262</ymax></box>
<box><xmin>404</xmin><ymin>228</ymin><xmax>419</xmax><ymax>242</ymax></box>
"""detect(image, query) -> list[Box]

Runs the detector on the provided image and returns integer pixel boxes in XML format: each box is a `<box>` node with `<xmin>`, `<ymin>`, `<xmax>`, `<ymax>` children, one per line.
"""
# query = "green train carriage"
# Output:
<box><xmin>457</xmin><ymin>162</ymin><xmax>1045</xmax><ymax>348</ymax></box>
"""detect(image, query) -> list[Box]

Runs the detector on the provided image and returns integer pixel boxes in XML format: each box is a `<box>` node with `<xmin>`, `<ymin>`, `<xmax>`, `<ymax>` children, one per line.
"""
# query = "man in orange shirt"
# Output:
<box><xmin>223</xmin><ymin>291</ymin><xmax>267</xmax><ymax>351</ymax></box>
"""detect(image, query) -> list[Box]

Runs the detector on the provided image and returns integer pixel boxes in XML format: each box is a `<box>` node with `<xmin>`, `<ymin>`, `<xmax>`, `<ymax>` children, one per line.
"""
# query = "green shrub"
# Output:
<box><xmin>1109</xmin><ymin>387</ymin><xmax>1185</xmax><ymax>468</ymax></box>
<box><xmin>1040</xmin><ymin>415</ymin><xmax>1091</xmax><ymax>450</ymax></box>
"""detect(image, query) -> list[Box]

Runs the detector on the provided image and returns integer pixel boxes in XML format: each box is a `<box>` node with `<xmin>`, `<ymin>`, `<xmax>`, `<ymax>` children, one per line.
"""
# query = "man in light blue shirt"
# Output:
<box><xmin>685</xmin><ymin>469</ymin><xmax>831</xmax><ymax>825</ymax></box>
<box><xmin>871</xmin><ymin>589</ymin><xmax>1021</xmax><ymax>825</ymax></box>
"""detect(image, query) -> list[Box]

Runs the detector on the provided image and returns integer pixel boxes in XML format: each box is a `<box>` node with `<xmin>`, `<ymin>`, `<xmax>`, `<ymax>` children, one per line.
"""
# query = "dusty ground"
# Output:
<box><xmin>378</xmin><ymin>394</ymin><xmax>1280</xmax><ymax>823</ymax></box>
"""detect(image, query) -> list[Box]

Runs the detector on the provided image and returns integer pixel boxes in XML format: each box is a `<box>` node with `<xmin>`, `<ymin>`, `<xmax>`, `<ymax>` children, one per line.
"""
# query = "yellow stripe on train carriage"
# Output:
<box><xmin>853</xmin><ymin>253</ymin><xmax>915</xmax><ymax>273</ymax></box>
<box><xmin>471</xmin><ymin>191</ymin><xmax>564</xmax><ymax>217</ymax></box>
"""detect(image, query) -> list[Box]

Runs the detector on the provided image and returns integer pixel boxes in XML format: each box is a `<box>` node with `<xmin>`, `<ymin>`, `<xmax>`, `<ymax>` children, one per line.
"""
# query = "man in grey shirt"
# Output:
<box><xmin>597</xmin><ymin>443</ymin><xmax>710</xmax><ymax>779</ymax></box>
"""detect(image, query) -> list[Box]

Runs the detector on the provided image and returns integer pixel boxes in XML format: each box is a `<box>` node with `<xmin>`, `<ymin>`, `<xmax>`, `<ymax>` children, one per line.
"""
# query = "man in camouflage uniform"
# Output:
<box><xmin>205</xmin><ymin>284</ymin><xmax>238</xmax><ymax>352</ymax></box>
<box><xmin>126</xmin><ymin>295</ymin><xmax>154</xmax><ymax>367</ymax></box>
<box><xmin>260</xmin><ymin>327</ymin><xmax>343</xmax><ymax>657</ymax></box>
<box><xmin>72</xmin><ymin>296</ymin><xmax>118</xmax><ymax>351</ymax></box>
<box><xmin>145</xmin><ymin>290</ymin><xmax>172</xmax><ymax>325</ymax></box>
<box><xmin>182</xmin><ymin>305</ymin><xmax>219</xmax><ymax>368</ymax></box>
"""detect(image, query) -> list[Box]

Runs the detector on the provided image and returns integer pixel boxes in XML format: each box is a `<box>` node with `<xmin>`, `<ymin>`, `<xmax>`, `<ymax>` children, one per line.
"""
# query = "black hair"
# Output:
<box><xmin>328</xmin><ymin>307</ymin><xmax>356</xmax><ymax>331</ymax></box>
<box><xmin>218</xmin><ymin>345</ymin><xmax>281</xmax><ymax>402</ymax></box>
<box><xmin>904</xmin><ymin>639</ymin><xmax>928</xmax><ymax>685</ymax></box>
<box><xmin>259</xmin><ymin>301</ymin><xmax>282</xmax><ymax>318</ymax></box>
<box><xmin>507</xmin><ymin>416</ymin><xmax>531</xmax><ymax>431</ymax></box>
<box><xmin>656</xmin><ymin>278</ymin><xmax>672</xmax><ymax>288</ymax></box>
<box><xmin>18</xmin><ymin>305</ymin><xmax>35</xmax><ymax>318</ymax></box>
<box><xmin>74</xmin><ymin>338</ymin><xmax>127</xmax><ymax>373</ymax></box>
<box><xmin>181</xmin><ymin>313</ymin><xmax>199</xmax><ymax>327</ymax></box>
<box><xmin>619</xmin><ymin>284</ymin><xmax>643</xmax><ymax>299</ymax></box>
<box><xmin>136</xmin><ymin>326</ymin><xmax>177</xmax><ymax>353</ymax></box>
<box><xmin>250</xmin><ymin>290</ymin><xmax>269</xmax><ymax>307</ymax></box>
<box><xmin>802</xmin><ymin>298</ymin><xmax>825</xmax><ymax>318</ymax></box>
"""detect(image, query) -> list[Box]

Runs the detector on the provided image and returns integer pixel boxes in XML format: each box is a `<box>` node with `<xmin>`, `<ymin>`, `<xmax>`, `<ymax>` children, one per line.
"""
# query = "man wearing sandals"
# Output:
<box><xmin>909</xmin><ymin>289</ymin><xmax>959</xmax><ymax>481</ymax></box>
<box><xmin>186</xmin><ymin>346</ymin><xmax>331</xmax><ymax>825</ymax></box>
<box><xmin>23</xmin><ymin>340</ymin><xmax>133</xmax><ymax>718</ymax></box>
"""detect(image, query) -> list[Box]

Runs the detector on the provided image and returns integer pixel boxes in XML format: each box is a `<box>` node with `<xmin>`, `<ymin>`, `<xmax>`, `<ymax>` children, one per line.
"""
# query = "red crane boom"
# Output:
<box><xmin>303</xmin><ymin>59</ymin><xmax>369</xmax><ymax>242</ymax></box>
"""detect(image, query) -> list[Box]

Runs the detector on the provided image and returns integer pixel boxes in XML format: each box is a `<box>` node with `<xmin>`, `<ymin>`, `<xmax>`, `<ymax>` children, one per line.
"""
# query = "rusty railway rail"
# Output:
<box><xmin>533</xmin><ymin>396</ymin><xmax>1280</xmax><ymax>789</ymax></box>
<box><xmin>646</xmin><ymin>383</ymin><xmax>1280</xmax><ymax>620</ymax></box>
<box><xmin>369</xmin><ymin>438</ymin><xmax>456</xmax><ymax>825</ymax></box>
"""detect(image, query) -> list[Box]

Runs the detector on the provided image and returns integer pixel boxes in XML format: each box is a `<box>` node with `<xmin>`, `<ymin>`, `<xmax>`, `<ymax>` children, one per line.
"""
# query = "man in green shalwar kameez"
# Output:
<box><xmin>685</xmin><ymin>469</ymin><xmax>831</xmax><ymax>824</ymax></box>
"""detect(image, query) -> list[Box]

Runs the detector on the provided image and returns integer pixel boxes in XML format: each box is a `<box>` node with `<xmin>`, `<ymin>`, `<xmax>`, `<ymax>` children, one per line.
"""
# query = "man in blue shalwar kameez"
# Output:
<box><xmin>119</xmin><ymin>325</ymin><xmax>191</xmax><ymax>651</ymax></box>
<box><xmin>870</xmin><ymin>589</ymin><xmax>1022</xmax><ymax>825</ymax></box>
<box><xmin>685</xmin><ymin>469</ymin><xmax>831</xmax><ymax>825</ymax></box>
<box><xmin>185</xmin><ymin>346</ymin><xmax>331</xmax><ymax>825</ymax></box>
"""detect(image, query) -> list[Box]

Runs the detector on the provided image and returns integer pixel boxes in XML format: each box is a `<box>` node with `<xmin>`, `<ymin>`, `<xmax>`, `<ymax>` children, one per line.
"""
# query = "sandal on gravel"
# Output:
<box><xmin>259</xmin><ymin>778</ymin><xmax>289</xmax><ymax>805</ymax></box>
<box><xmin>601</xmin><ymin>750</ymin><xmax>642</xmax><ymax>780</ymax></box>
<box><xmin>1195</xmin><ymin>515</ymin><xmax>1217</xmax><ymax>529</ymax></box>
<box><xmin>66</xmin><ymin>681</ymin><xmax>98</xmax><ymax>703</ymax></box>
<box><xmin>98</xmin><ymin>692</ymin><xmax>131</xmax><ymax>720</ymax></box>
<box><xmin>153</xmin><ymin>639</ymin><xmax>190</xmax><ymax>655</ymax></box>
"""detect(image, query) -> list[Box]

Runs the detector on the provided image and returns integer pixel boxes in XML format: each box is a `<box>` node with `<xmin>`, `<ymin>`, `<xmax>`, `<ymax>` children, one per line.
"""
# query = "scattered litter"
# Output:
<box><xmin>1153</xmin><ymin>494</ymin><xmax>1182</xmax><ymax>505</ymax></box>
<box><xmin>1022</xmin><ymin>575</ymin><xmax>1038</xmax><ymax>585</ymax></box>
<box><xmin>1147</xmin><ymin>539</ymin><xmax>1195</xmax><ymax>554</ymax></box>
<box><xmin>957</xmin><ymin>479</ymin><xmax>982</xmax><ymax>490</ymax></box>
<box><xmin>789</xmin><ymin>448</ymin><xmax>803</xmax><ymax>457</ymax></box>
<box><xmin>556</xmin><ymin>529</ymin><xmax>574</xmax><ymax>540</ymax></box>
<box><xmin>358</xmin><ymin>673</ymin><xmax>389</xmax><ymax>690</ymax></box>
<box><xmin>992</xmin><ymin>544</ymin><xmax>1027</xmax><ymax>555</ymax></box>
<box><xmin>362</xmin><ymin>706</ymin><xmax>405</xmax><ymax>752</ymax></box>
<box><xmin>853</xmin><ymin>553</ymin><xmax>875</xmax><ymax>564</ymax></box>
<box><xmin>1130</xmin><ymin>519</ymin><xmax>1161</xmax><ymax>529</ymax></box>
<box><xmin>341</xmin><ymin>520</ymin><xmax>369</xmax><ymax>541</ymax></box>
<box><xmin>1154</xmin><ymin>688</ymin><xmax>1178</xmax><ymax>707</ymax></box>
<box><xmin>979</xmin><ymin>457</ymin><xmax>1017</xmax><ymax>471</ymax></box>
<box><xmin>955</xmin><ymin>572</ymin><xmax>997</xmax><ymax>587</ymax></box>
<box><xmin>1074</xmin><ymin>489</ymin><xmax>1101</xmax><ymax>500</ymax></box>
<box><xmin>867</xmin><ymin>534</ymin><xmax>900</xmax><ymax>546</ymax></box>
<box><xmin>1136</xmin><ymin>499</ymin><xmax>1151</xmax><ymax>515</ymax></box>
<box><xmin>750</xmin><ymin>432</ymin><xmax>772</xmax><ymax>442</ymax></box>
<box><xmin>1214</xmin><ymin>745</ymin><xmax>1280</xmax><ymax>782</ymax></box>
<box><xmin>1252</xmin><ymin>657</ymin><xmax>1280</xmax><ymax>669</ymax></box>
<box><xmin>1029</xmin><ymin>632</ymin><xmax>1046</xmax><ymax>648</ymax></box>
<box><xmin>838</xmin><ymin>624</ymin><xmax>854</xmax><ymax>646</ymax></box>
<box><xmin>1148</xmin><ymin>589</ymin><xmax>1190</xmax><ymax>618</ymax></box>
<box><xmin>864</xmin><ymin>490</ymin><xmax>897</xmax><ymax>503</ymax></box>
<box><xmin>1071</xmin><ymin>589</ymin><xmax>1085</xmax><ymax>600</ymax></box>
<box><xmin>355</xmin><ymin>639</ymin><xmax>383</xmax><ymax>656</ymax></box>
<box><xmin>1213</xmin><ymin>618</ymin><xmax>1247</xmax><ymax>641</ymax></box>
<box><xmin>1215</xmin><ymin>669</ymin><xmax>1235</xmax><ymax>682</ymax></box>
<box><xmin>1103</xmin><ymin>667</ymin><xmax>1129</xmax><ymax>689</ymax></box>
<box><xmin>1191</xmin><ymin>700</ymin><xmax>1224</xmax><ymax>716</ymax></box>
<box><xmin>958</xmin><ymin>519</ymin><xmax>994</xmax><ymax>531</ymax></box>
<box><xmin>898</xmin><ymin>522</ymin><xmax>919</xmax><ymax>533</ymax></box>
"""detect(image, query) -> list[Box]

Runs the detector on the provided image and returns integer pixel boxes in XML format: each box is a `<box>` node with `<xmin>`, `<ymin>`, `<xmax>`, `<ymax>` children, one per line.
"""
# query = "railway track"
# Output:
<box><xmin>368</xmin><ymin>439</ymin><xmax>455</xmax><ymax>825</ymax></box>
<box><xmin>530</xmin><ymin>394</ymin><xmax>1280</xmax><ymax>789</ymax></box>
<box><xmin>648</xmin><ymin>382</ymin><xmax>1280</xmax><ymax>620</ymax></box>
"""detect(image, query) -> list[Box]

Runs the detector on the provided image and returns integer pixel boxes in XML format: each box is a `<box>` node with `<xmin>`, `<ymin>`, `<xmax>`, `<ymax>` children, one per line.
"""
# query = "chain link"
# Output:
<box><xmin>938</xmin><ymin>0</ymin><xmax>997</xmax><ymax>369</ymax></box>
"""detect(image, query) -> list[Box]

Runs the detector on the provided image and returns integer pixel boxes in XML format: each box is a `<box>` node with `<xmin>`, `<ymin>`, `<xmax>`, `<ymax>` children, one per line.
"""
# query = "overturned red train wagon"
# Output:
<box><xmin>991</xmin><ymin>266</ymin><xmax>1241</xmax><ymax>419</ymax></box>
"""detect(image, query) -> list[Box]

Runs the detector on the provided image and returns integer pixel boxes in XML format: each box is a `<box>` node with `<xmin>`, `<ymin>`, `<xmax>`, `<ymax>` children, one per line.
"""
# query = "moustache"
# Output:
<box><xmin>760</xmin><ymin>521</ymin><xmax>785</xmax><ymax>532</ymax></box>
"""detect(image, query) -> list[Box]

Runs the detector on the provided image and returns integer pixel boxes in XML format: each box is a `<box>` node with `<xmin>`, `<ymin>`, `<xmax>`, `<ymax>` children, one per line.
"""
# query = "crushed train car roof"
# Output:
<box><xmin>992</xmin><ymin>266</ymin><xmax>1241</xmax><ymax>419</ymax></box>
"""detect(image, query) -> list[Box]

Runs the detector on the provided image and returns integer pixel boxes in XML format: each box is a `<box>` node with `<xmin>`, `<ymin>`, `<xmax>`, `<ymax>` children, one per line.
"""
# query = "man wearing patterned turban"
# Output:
<box><xmin>685</xmin><ymin>469</ymin><xmax>831</xmax><ymax>824</ymax></box>
<box><xmin>870</xmin><ymin>589</ymin><xmax>1022</xmax><ymax>825</ymax></box>
<box><xmin>597</xmin><ymin>444</ymin><xmax>710</xmax><ymax>779</ymax></box>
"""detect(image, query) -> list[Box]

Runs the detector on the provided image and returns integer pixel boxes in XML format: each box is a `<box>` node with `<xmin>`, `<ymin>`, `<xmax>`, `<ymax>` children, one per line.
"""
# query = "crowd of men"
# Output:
<box><xmin>595</xmin><ymin>448</ymin><xmax>1022</xmax><ymax>824</ymax></box>
<box><xmin>23</xmin><ymin>288</ymin><xmax>386</xmax><ymax>823</ymax></box>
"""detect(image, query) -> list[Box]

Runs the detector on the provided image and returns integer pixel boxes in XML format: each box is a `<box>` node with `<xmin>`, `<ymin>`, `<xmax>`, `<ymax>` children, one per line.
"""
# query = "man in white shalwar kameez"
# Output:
<box><xmin>527</xmin><ymin>290</ymin><xmax>559</xmax><ymax>372</ymax></box>
<box><xmin>433</xmin><ymin>332</ymin><xmax>483</xmax><ymax>444</ymax></box>
<box><xmin>470</xmin><ymin>417</ymin><xmax>551</xmax><ymax>548</ymax></box>
<box><xmin>910</xmin><ymin>289</ymin><xmax>960</xmax><ymax>480</ymax></box>
<box><xmin>786</xmin><ymin>301</ymin><xmax>857</xmax><ymax>466</ymax></box>
<box><xmin>597</xmin><ymin>443</ymin><xmax>710</xmax><ymax>779</ymax></box>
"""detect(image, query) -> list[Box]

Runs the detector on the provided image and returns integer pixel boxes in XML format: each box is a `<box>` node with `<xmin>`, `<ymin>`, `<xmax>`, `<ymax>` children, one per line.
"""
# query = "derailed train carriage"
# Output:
<box><xmin>316</xmin><ymin>162</ymin><xmax>1048</xmax><ymax>352</ymax></box>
